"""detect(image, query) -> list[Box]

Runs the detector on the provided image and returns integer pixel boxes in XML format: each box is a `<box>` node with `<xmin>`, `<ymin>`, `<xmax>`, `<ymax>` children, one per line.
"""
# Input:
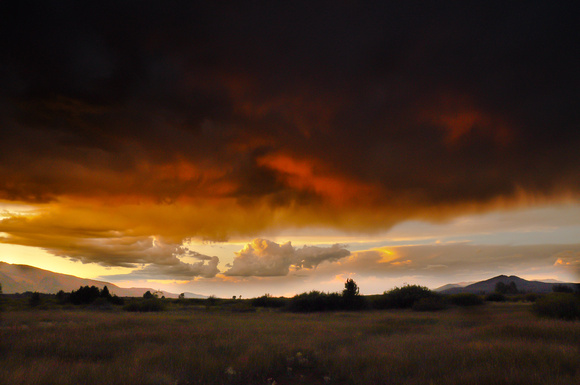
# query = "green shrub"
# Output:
<box><xmin>448</xmin><ymin>293</ymin><xmax>483</xmax><ymax>306</ymax></box>
<box><xmin>485</xmin><ymin>292</ymin><xmax>506</xmax><ymax>302</ymax></box>
<box><xmin>533</xmin><ymin>293</ymin><xmax>580</xmax><ymax>321</ymax></box>
<box><xmin>375</xmin><ymin>285</ymin><xmax>435</xmax><ymax>309</ymax></box>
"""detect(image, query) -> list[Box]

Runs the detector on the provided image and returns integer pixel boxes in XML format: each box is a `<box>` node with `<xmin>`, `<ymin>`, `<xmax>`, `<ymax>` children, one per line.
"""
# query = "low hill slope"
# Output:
<box><xmin>0</xmin><ymin>262</ymin><xmax>199</xmax><ymax>298</ymax></box>
<box><xmin>441</xmin><ymin>275</ymin><xmax>576</xmax><ymax>294</ymax></box>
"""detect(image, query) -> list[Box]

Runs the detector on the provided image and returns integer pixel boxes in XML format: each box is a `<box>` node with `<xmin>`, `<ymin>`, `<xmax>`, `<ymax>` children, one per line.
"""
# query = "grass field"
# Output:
<box><xmin>1</xmin><ymin>303</ymin><xmax>578</xmax><ymax>385</ymax></box>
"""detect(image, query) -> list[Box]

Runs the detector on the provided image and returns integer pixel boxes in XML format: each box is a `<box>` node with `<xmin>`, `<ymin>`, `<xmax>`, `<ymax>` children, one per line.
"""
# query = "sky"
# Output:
<box><xmin>0</xmin><ymin>2</ymin><xmax>578</xmax><ymax>297</ymax></box>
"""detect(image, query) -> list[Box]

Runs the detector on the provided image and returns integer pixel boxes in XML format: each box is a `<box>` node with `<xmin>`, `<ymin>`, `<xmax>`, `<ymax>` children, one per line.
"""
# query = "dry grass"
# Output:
<box><xmin>0</xmin><ymin>303</ymin><xmax>578</xmax><ymax>385</ymax></box>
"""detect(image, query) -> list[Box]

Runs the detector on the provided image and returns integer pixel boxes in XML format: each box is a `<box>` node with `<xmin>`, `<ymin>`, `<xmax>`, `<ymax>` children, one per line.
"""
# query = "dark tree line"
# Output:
<box><xmin>68</xmin><ymin>285</ymin><xmax>123</xmax><ymax>305</ymax></box>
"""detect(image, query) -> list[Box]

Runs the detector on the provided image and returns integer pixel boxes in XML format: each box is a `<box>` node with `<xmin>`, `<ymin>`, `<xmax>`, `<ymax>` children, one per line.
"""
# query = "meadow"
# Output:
<box><xmin>0</xmin><ymin>302</ymin><xmax>578</xmax><ymax>385</ymax></box>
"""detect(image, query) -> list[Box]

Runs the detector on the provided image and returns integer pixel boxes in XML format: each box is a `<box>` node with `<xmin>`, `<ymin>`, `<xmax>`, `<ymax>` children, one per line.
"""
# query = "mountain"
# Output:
<box><xmin>440</xmin><ymin>275</ymin><xmax>577</xmax><ymax>294</ymax></box>
<box><xmin>433</xmin><ymin>282</ymin><xmax>473</xmax><ymax>292</ymax></box>
<box><xmin>0</xmin><ymin>262</ymin><xmax>205</xmax><ymax>298</ymax></box>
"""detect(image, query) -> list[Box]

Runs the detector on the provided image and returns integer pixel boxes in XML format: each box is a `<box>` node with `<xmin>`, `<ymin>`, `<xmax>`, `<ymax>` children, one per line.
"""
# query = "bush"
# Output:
<box><xmin>375</xmin><ymin>285</ymin><xmax>435</xmax><ymax>309</ymax></box>
<box><xmin>533</xmin><ymin>293</ymin><xmax>580</xmax><ymax>321</ymax></box>
<box><xmin>109</xmin><ymin>295</ymin><xmax>124</xmax><ymax>305</ymax></box>
<box><xmin>485</xmin><ymin>292</ymin><xmax>506</xmax><ymax>302</ymax></box>
<box><xmin>552</xmin><ymin>284</ymin><xmax>573</xmax><ymax>293</ymax></box>
<box><xmin>287</xmin><ymin>291</ymin><xmax>342</xmax><ymax>312</ymax></box>
<box><xmin>412</xmin><ymin>295</ymin><xmax>448</xmax><ymax>311</ymax></box>
<box><xmin>448</xmin><ymin>293</ymin><xmax>484</xmax><ymax>307</ymax></box>
<box><xmin>29</xmin><ymin>292</ymin><xmax>42</xmax><ymax>307</ymax></box>
<box><xmin>524</xmin><ymin>293</ymin><xmax>539</xmax><ymax>302</ymax></box>
<box><xmin>251</xmin><ymin>294</ymin><xmax>286</xmax><ymax>308</ymax></box>
<box><xmin>124</xmin><ymin>298</ymin><xmax>165</xmax><ymax>312</ymax></box>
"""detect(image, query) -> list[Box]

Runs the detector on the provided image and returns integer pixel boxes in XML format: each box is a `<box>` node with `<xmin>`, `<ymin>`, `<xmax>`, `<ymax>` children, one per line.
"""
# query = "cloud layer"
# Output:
<box><xmin>0</xmin><ymin>3</ymin><xmax>579</xmax><ymax>280</ymax></box>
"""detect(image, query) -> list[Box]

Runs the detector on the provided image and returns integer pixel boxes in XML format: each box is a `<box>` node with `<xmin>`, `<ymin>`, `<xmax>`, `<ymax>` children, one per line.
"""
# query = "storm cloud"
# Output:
<box><xmin>0</xmin><ymin>2</ymin><xmax>579</xmax><ymax>278</ymax></box>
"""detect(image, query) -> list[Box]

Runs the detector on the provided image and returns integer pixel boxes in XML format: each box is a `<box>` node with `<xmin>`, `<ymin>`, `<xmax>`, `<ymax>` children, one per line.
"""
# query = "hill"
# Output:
<box><xmin>440</xmin><ymin>275</ymin><xmax>577</xmax><ymax>294</ymax></box>
<box><xmin>0</xmin><ymin>262</ymin><xmax>205</xmax><ymax>298</ymax></box>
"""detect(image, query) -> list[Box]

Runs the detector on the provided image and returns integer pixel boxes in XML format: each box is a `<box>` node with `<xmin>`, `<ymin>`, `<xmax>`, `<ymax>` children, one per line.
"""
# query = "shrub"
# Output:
<box><xmin>485</xmin><ymin>292</ymin><xmax>506</xmax><ymax>302</ymax></box>
<box><xmin>552</xmin><ymin>284</ymin><xmax>573</xmax><ymax>293</ymax></box>
<box><xmin>251</xmin><ymin>294</ymin><xmax>286</xmax><ymax>308</ymax></box>
<box><xmin>29</xmin><ymin>292</ymin><xmax>42</xmax><ymax>307</ymax></box>
<box><xmin>524</xmin><ymin>293</ymin><xmax>539</xmax><ymax>302</ymax></box>
<box><xmin>124</xmin><ymin>298</ymin><xmax>165</xmax><ymax>312</ymax></box>
<box><xmin>448</xmin><ymin>293</ymin><xmax>483</xmax><ymax>306</ymax></box>
<box><xmin>375</xmin><ymin>285</ymin><xmax>435</xmax><ymax>309</ymax></box>
<box><xmin>287</xmin><ymin>291</ymin><xmax>342</xmax><ymax>312</ymax></box>
<box><xmin>109</xmin><ymin>295</ymin><xmax>125</xmax><ymax>305</ymax></box>
<box><xmin>533</xmin><ymin>293</ymin><xmax>580</xmax><ymax>321</ymax></box>
<box><xmin>412</xmin><ymin>295</ymin><xmax>448</xmax><ymax>311</ymax></box>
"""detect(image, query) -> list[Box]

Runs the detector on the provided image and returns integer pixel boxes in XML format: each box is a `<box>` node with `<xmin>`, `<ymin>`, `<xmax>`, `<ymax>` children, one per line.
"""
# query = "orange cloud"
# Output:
<box><xmin>421</xmin><ymin>93</ymin><xmax>514</xmax><ymax>146</ymax></box>
<box><xmin>258</xmin><ymin>153</ymin><xmax>381</xmax><ymax>207</ymax></box>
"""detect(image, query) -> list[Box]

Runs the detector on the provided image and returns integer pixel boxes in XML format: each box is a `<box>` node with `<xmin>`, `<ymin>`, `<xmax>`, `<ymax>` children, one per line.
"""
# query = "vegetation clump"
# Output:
<box><xmin>552</xmin><ymin>284</ymin><xmax>574</xmax><ymax>293</ymax></box>
<box><xmin>412</xmin><ymin>295</ymin><xmax>448</xmax><ymax>311</ymax></box>
<box><xmin>251</xmin><ymin>294</ymin><xmax>286</xmax><ymax>308</ymax></box>
<box><xmin>28</xmin><ymin>292</ymin><xmax>42</xmax><ymax>307</ymax></box>
<box><xmin>448</xmin><ymin>293</ymin><xmax>484</xmax><ymax>307</ymax></box>
<box><xmin>124</xmin><ymin>299</ymin><xmax>165</xmax><ymax>312</ymax></box>
<box><xmin>533</xmin><ymin>293</ymin><xmax>580</xmax><ymax>321</ymax></box>
<box><xmin>288</xmin><ymin>279</ymin><xmax>368</xmax><ymax>312</ymax></box>
<box><xmin>485</xmin><ymin>292</ymin><xmax>506</xmax><ymax>302</ymax></box>
<box><xmin>495</xmin><ymin>281</ymin><xmax>519</xmax><ymax>295</ymax></box>
<box><xmin>288</xmin><ymin>291</ymin><xmax>342</xmax><ymax>312</ymax></box>
<box><xmin>374</xmin><ymin>284</ymin><xmax>437</xmax><ymax>309</ymax></box>
<box><xmin>69</xmin><ymin>285</ymin><xmax>124</xmax><ymax>306</ymax></box>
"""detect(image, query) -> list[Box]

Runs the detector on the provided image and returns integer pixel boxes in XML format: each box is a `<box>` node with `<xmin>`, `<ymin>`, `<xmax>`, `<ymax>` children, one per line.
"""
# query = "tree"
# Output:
<box><xmin>342</xmin><ymin>279</ymin><xmax>366</xmax><ymax>310</ymax></box>
<box><xmin>100</xmin><ymin>286</ymin><xmax>112</xmax><ymax>298</ymax></box>
<box><xmin>143</xmin><ymin>290</ymin><xmax>154</xmax><ymax>299</ymax></box>
<box><xmin>70</xmin><ymin>285</ymin><xmax>101</xmax><ymax>305</ymax></box>
<box><xmin>343</xmin><ymin>278</ymin><xmax>360</xmax><ymax>298</ymax></box>
<box><xmin>495</xmin><ymin>281</ymin><xmax>518</xmax><ymax>295</ymax></box>
<box><xmin>29</xmin><ymin>292</ymin><xmax>42</xmax><ymax>307</ymax></box>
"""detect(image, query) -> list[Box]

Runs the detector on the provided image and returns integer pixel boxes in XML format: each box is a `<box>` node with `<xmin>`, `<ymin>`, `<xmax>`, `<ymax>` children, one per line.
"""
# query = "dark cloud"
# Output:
<box><xmin>0</xmin><ymin>2</ymin><xmax>578</xmax><ymax>234</ymax></box>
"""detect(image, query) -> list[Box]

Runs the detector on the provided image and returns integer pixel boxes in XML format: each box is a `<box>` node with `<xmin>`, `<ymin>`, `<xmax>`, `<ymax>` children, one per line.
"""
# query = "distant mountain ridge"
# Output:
<box><xmin>437</xmin><ymin>275</ymin><xmax>577</xmax><ymax>294</ymax></box>
<box><xmin>0</xmin><ymin>262</ymin><xmax>206</xmax><ymax>298</ymax></box>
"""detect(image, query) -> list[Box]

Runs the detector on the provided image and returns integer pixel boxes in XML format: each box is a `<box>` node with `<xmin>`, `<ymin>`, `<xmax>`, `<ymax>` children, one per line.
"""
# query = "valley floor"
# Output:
<box><xmin>0</xmin><ymin>303</ymin><xmax>578</xmax><ymax>385</ymax></box>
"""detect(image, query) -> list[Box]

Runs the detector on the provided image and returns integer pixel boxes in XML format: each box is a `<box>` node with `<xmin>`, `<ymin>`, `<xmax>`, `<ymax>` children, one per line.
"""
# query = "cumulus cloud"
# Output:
<box><xmin>224</xmin><ymin>239</ymin><xmax>350</xmax><ymax>276</ymax></box>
